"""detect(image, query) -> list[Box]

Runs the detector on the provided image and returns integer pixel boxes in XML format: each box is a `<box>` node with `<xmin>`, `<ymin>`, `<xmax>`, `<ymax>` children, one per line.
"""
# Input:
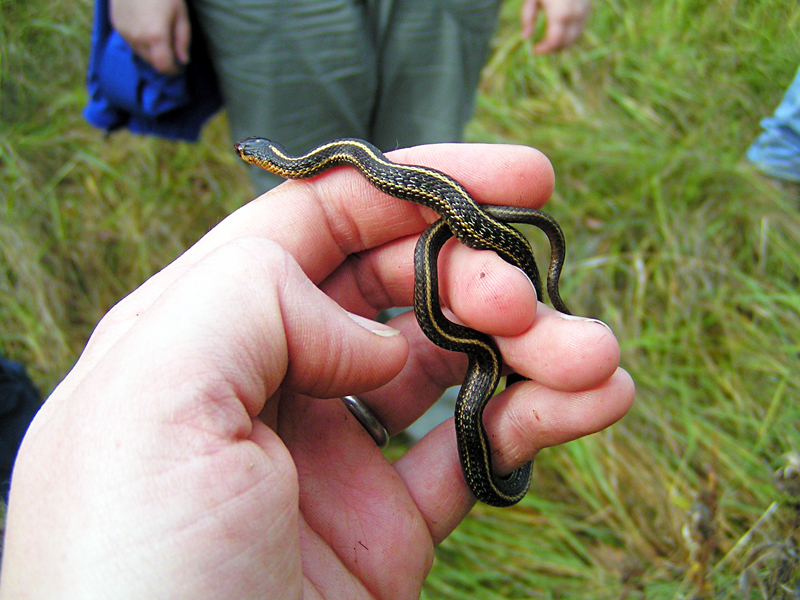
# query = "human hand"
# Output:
<box><xmin>520</xmin><ymin>0</ymin><xmax>591</xmax><ymax>53</ymax></box>
<box><xmin>110</xmin><ymin>0</ymin><xmax>191</xmax><ymax>74</ymax></box>
<box><xmin>0</xmin><ymin>144</ymin><xmax>634</xmax><ymax>599</ymax></box>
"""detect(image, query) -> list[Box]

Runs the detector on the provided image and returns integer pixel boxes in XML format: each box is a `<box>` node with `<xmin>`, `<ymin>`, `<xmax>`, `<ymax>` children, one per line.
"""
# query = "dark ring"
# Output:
<box><xmin>340</xmin><ymin>395</ymin><xmax>389</xmax><ymax>448</ymax></box>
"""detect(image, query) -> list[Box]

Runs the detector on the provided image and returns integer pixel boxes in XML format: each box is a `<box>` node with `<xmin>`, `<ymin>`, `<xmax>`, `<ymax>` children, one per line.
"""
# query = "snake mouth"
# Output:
<box><xmin>234</xmin><ymin>137</ymin><xmax>265</xmax><ymax>161</ymax></box>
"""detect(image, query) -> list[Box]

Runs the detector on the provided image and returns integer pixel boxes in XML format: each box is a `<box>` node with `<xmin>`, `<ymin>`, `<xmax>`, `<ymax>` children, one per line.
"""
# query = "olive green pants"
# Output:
<box><xmin>192</xmin><ymin>0</ymin><xmax>501</xmax><ymax>192</ymax></box>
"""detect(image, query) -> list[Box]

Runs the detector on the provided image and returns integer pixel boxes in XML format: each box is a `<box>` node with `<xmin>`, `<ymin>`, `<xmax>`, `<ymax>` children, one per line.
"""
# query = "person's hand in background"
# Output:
<box><xmin>110</xmin><ymin>0</ymin><xmax>191</xmax><ymax>74</ymax></box>
<box><xmin>521</xmin><ymin>0</ymin><xmax>591</xmax><ymax>53</ymax></box>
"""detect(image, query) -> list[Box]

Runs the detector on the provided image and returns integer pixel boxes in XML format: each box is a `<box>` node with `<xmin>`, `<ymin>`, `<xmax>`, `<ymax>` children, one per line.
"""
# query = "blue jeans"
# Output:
<box><xmin>747</xmin><ymin>65</ymin><xmax>800</xmax><ymax>183</ymax></box>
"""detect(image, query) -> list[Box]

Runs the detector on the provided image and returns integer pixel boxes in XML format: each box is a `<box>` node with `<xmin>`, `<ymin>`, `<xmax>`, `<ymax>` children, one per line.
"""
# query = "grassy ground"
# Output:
<box><xmin>2</xmin><ymin>0</ymin><xmax>800</xmax><ymax>597</ymax></box>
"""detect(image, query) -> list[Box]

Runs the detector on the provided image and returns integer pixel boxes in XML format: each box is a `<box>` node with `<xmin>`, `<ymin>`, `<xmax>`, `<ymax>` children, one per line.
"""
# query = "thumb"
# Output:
<box><xmin>124</xmin><ymin>236</ymin><xmax>409</xmax><ymax>418</ymax></box>
<box><xmin>45</xmin><ymin>237</ymin><xmax>409</xmax><ymax>427</ymax></box>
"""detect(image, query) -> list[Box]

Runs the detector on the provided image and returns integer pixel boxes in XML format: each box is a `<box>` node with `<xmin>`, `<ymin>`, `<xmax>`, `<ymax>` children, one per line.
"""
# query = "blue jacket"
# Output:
<box><xmin>84</xmin><ymin>0</ymin><xmax>222</xmax><ymax>142</ymax></box>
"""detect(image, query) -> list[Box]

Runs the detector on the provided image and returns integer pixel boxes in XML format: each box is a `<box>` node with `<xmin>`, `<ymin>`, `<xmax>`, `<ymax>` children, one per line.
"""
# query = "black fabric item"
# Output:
<box><xmin>0</xmin><ymin>356</ymin><xmax>41</xmax><ymax>500</ymax></box>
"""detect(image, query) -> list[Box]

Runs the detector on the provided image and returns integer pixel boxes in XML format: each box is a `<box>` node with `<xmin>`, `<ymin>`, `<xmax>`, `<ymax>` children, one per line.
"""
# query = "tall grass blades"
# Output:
<box><xmin>2</xmin><ymin>0</ymin><xmax>800</xmax><ymax>597</ymax></box>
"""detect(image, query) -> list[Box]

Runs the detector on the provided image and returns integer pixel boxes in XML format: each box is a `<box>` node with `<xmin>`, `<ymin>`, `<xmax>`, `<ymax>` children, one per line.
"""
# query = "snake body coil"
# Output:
<box><xmin>236</xmin><ymin>137</ymin><xmax>570</xmax><ymax>507</ymax></box>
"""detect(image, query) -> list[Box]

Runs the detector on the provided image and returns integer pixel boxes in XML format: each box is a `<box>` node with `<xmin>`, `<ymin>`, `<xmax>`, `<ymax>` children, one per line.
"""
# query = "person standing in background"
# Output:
<box><xmin>108</xmin><ymin>0</ymin><xmax>591</xmax><ymax>192</ymax></box>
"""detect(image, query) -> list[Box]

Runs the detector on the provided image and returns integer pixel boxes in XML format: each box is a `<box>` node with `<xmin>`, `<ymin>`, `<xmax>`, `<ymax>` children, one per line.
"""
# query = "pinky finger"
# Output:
<box><xmin>394</xmin><ymin>367</ymin><xmax>635</xmax><ymax>544</ymax></box>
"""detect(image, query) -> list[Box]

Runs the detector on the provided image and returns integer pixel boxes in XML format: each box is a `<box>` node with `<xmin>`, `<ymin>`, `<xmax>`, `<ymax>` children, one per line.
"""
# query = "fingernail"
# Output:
<box><xmin>347</xmin><ymin>312</ymin><xmax>402</xmax><ymax>337</ymax></box>
<box><xmin>558</xmin><ymin>312</ymin><xmax>614</xmax><ymax>332</ymax></box>
<box><xmin>511</xmin><ymin>265</ymin><xmax>539</xmax><ymax>294</ymax></box>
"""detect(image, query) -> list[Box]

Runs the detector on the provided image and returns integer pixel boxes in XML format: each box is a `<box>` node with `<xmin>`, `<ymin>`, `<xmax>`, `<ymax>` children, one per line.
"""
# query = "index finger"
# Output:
<box><xmin>203</xmin><ymin>142</ymin><xmax>554</xmax><ymax>281</ymax></box>
<box><xmin>131</xmin><ymin>143</ymin><xmax>555</xmax><ymax>310</ymax></box>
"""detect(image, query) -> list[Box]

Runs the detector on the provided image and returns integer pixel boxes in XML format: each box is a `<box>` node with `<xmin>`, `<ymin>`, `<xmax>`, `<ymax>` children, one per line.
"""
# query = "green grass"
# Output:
<box><xmin>3</xmin><ymin>0</ymin><xmax>800</xmax><ymax>597</ymax></box>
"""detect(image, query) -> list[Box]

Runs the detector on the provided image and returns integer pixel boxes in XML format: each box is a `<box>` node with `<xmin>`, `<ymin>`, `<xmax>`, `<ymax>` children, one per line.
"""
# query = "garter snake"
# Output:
<box><xmin>236</xmin><ymin>138</ymin><xmax>570</xmax><ymax>507</ymax></box>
